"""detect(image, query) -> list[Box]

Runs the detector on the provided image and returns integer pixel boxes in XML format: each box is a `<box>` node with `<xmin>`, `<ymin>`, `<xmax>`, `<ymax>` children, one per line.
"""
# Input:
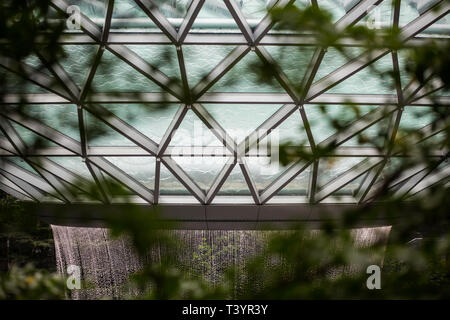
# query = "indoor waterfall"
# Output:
<box><xmin>51</xmin><ymin>225</ymin><xmax>392</xmax><ymax>299</ymax></box>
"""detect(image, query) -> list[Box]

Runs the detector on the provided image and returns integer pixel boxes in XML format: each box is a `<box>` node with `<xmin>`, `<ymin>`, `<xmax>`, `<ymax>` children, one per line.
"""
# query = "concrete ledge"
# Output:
<box><xmin>28</xmin><ymin>202</ymin><xmax>408</xmax><ymax>230</ymax></box>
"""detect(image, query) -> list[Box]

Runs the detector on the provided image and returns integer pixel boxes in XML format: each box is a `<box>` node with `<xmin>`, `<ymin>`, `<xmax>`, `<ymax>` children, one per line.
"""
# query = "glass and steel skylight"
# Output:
<box><xmin>0</xmin><ymin>0</ymin><xmax>449</xmax><ymax>209</ymax></box>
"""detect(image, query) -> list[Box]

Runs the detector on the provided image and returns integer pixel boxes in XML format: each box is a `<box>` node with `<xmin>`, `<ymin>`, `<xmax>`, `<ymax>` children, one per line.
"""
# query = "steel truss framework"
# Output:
<box><xmin>0</xmin><ymin>0</ymin><xmax>449</xmax><ymax>216</ymax></box>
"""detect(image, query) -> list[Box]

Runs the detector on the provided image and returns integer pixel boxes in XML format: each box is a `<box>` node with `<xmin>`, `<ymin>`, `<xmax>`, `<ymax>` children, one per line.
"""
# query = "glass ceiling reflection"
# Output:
<box><xmin>0</xmin><ymin>0</ymin><xmax>448</xmax><ymax>205</ymax></box>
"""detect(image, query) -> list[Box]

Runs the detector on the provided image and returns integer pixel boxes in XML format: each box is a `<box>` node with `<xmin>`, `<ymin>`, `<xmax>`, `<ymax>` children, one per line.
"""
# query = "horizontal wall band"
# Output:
<box><xmin>2</xmin><ymin>92</ymin><xmax>449</xmax><ymax>106</ymax></box>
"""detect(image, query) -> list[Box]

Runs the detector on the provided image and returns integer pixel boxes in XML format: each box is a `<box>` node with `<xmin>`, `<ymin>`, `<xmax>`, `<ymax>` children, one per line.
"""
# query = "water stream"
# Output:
<box><xmin>51</xmin><ymin>225</ymin><xmax>391</xmax><ymax>299</ymax></box>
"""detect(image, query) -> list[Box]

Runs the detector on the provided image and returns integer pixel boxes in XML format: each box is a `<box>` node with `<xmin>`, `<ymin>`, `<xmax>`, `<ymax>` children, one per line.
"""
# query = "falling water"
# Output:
<box><xmin>51</xmin><ymin>225</ymin><xmax>391</xmax><ymax>299</ymax></box>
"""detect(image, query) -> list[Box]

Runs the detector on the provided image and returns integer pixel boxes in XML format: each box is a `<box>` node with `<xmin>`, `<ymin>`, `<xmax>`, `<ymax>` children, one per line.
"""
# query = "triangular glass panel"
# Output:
<box><xmin>208</xmin><ymin>51</ymin><xmax>285</xmax><ymax>92</ymax></box>
<box><xmin>183</xmin><ymin>45</ymin><xmax>235</xmax><ymax>87</ymax></box>
<box><xmin>99</xmin><ymin>169</ymin><xmax>134</xmax><ymax>197</ymax></box>
<box><xmin>399</xmin><ymin>106</ymin><xmax>444</xmax><ymax>132</ymax></box>
<box><xmin>150</xmin><ymin>0</ymin><xmax>191</xmax><ymax>19</ymax></box>
<box><xmin>168</xmin><ymin>109</ymin><xmax>225</xmax><ymax>148</ymax></box>
<box><xmin>170</xmin><ymin>156</ymin><xmax>230</xmax><ymax>191</ymax></box>
<box><xmin>202</xmin><ymin>104</ymin><xmax>282</xmax><ymax>145</ymax></box>
<box><xmin>111</xmin><ymin>0</ymin><xmax>190</xmax><ymax>30</ymax></box>
<box><xmin>240</xmin><ymin>0</ymin><xmax>270</xmax><ymax>25</ymax></box>
<box><xmin>90</xmin><ymin>49</ymin><xmax>163</xmax><ymax>92</ymax></box>
<box><xmin>126</xmin><ymin>45</ymin><xmax>181</xmax><ymax>82</ymax></box>
<box><xmin>111</xmin><ymin>0</ymin><xmax>155</xmax><ymax>30</ymax></box>
<box><xmin>0</xmin><ymin>69</ymin><xmax>51</xmax><ymax>94</ymax></box>
<box><xmin>375</xmin><ymin>157</ymin><xmax>403</xmax><ymax>185</ymax></box>
<box><xmin>278</xmin><ymin>163</ymin><xmax>311</xmax><ymax>196</ymax></box>
<box><xmin>417</xmin><ymin>15</ymin><xmax>449</xmax><ymax>38</ymax></box>
<box><xmin>23</xmin><ymin>54</ymin><xmax>52</xmax><ymax>76</ymax></box>
<box><xmin>258</xmin><ymin>107</ymin><xmax>310</xmax><ymax>147</ymax></box>
<box><xmin>317</xmin><ymin>157</ymin><xmax>370</xmax><ymax>196</ymax></box>
<box><xmin>356</xmin><ymin>0</ymin><xmax>394</xmax><ymax>28</ymax></box>
<box><xmin>101</xmin><ymin>103</ymin><xmax>180</xmax><ymax>144</ymax></box>
<box><xmin>47</xmin><ymin>157</ymin><xmax>95</xmax><ymax>182</ymax></box>
<box><xmin>313</xmin><ymin>47</ymin><xmax>364</xmax><ymax>83</ymax></box>
<box><xmin>191</xmin><ymin>1</ymin><xmax>239</xmax><ymax>31</ymax></box>
<box><xmin>105</xmin><ymin>157</ymin><xmax>155</xmax><ymax>190</ymax></box>
<box><xmin>246</xmin><ymin>156</ymin><xmax>290</xmax><ymax>191</ymax></box>
<box><xmin>159</xmin><ymin>162</ymin><xmax>191</xmax><ymax>196</ymax></box>
<box><xmin>15</xmin><ymin>105</ymin><xmax>80</xmax><ymax>142</ymax></box>
<box><xmin>399</xmin><ymin>0</ymin><xmax>421</xmax><ymax>26</ymax></box>
<box><xmin>397</xmin><ymin>49</ymin><xmax>414</xmax><ymax>90</ymax></box>
<box><xmin>398</xmin><ymin>106</ymin><xmax>448</xmax><ymax>143</ymax></box>
<box><xmin>305</xmin><ymin>104</ymin><xmax>379</xmax><ymax>145</ymax></box>
<box><xmin>341</xmin><ymin>115</ymin><xmax>391</xmax><ymax>148</ymax></box>
<box><xmin>7</xmin><ymin>157</ymin><xmax>39</xmax><ymax>175</ymax></box>
<box><xmin>59</xmin><ymin>45</ymin><xmax>99</xmax><ymax>87</ymax></box>
<box><xmin>217</xmin><ymin>163</ymin><xmax>251</xmax><ymax>195</ymax></box>
<box><xmin>263</xmin><ymin>46</ymin><xmax>316</xmax><ymax>89</ymax></box>
<box><xmin>326</xmin><ymin>54</ymin><xmax>396</xmax><ymax>94</ymax></box>
<box><xmin>10</xmin><ymin>122</ymin><xmax>59</xmax><ymax>148</ymax></box>
<box><xmin>330</xmin><ymin>174</ymin><xmax>366</xmax><ymax>197</ymax></box>
<box><xmin>85</xmin><ymin>110</ymin><xmax>140</xmax><ymax>146</ymax></box>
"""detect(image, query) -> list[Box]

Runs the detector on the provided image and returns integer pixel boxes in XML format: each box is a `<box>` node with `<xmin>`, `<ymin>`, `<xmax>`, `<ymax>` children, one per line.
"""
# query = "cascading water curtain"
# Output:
<box><xmin>51</xmin><ymin>225</ymin><xmax>391</xmax><ymax>299</ymax></box>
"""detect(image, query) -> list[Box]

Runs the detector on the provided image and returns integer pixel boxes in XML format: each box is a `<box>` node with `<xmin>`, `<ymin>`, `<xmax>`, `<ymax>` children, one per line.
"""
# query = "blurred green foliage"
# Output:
<box><xmin>0</xmin><ymin>263</ymin><xmax>65</xmax><ymax>300</ymax></box>
<box><xmin>0</xmin><ymin>0</ymin><xmax>449</xmax><ymax>300</ymax></box>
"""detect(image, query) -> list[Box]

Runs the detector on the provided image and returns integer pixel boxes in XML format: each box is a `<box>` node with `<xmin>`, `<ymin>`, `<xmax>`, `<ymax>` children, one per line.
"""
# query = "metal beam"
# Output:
<box><xmin>260</xmin><ymin>160</ymin><xmax>311</xmax><ymax>204</ymax></box>
<box><xmin>239</xmin><ymin>158</ymin><xmax>261</xmax><ymax>205</ymax></box>
<box><xmin>84</xmin><ymin>104</ymin><xmax>159</xmax><ymax>155</ymax></box>
<box><xmin>160</xmin><ymin>157</ymin><xmax>206</xmax><ymax>204</ymax></box>
<box><xmin>177</xmin><ymin>0</ymin><xmax>205</xmax><ymax>44</ymax></box>
<box><xmin>0</xmin><ymin>160</ymin><xmax>55</xmax><ymax>195</ymax></box>
<box><xmin>85</xmin><ymin>160</ymin><xmax>111</xmax><ymax>204</ymax></box>
<box><xmin>51</xmin><ymin>0</ymin><xmax>184</xmax><ymax>99</ymax></box>
<box><xmin>154</xmin><ymin>158</ymin><xmax>160</xmax><ymax>204</ymax></box>
<box><xmin>315</xmin><ymin>157</ymin><xmax>383</xmax><ymax>202</ymax></box>
<box><xmin>407</xmin><ymin>164</ymin><xmax>450</xmax><ymax>197</ymax></box>
<box><xmin>364</xmin><ymin>163</ymin><xmax>429</xmax><ymax>201</ymax></box>
<box><xmin>5</xmin><ymin>92</ymin><xmax>449</xmax><ymax>106</ymax></box>
<box><xmin>205</xmin><ymin>158</ymin><xmax>236</xmax><ymax>204</ymax></box>
<box><xmin>107</xmin><ymin>44</ymin><xmax>184</xmax><ymax>99</ymax></box>
<box><xmin>393</xmin><ymin>160</ymin><xmax>444</xmax><ymax>199</ymax></box>
<box><xmin>254</xmin><ymin>46</ymin><xmax>299</xmax><ymax>101</ymax></box>
<box><xmin>176</xmin><ymin>46</ymin><xmax>190</xmax><ymax>100</ymax></box>
<box><xmin>253</xmin><ymin>0</ymin><xmax>295</xmax><ymax>44</ymax></box>
<box><xmin>0</xmin><ymin>116</ymin><xmax>71</xmax><ymax>201</ymax></box>
<box><xmin>318</xmin><ymin>105</ymin><xmax>398</xmax><ymax>148</ymax></box>
<box><xmin>37</xmin><ymin>31</ymin><xmax>448</xmax><ymax>46</ymax></box>
<box><xmin>239</xmin><ymin>104</ymin><xmax>298</xmax><ymax>155</ymax></box>
<box><xmin>1</xmin><ymin>108</ymin><xmax>82</xmax><ymax>155</ymax></box>
<box><xmin>0</xmin><ymin>178</ymin><xmax>32</xmax><ymax>201</ymax></box>
<box><xmin>36</xmin><ymin>52</ymin><xmax>80</xmax><ymax>101</ymax></box>
<box><xmin>192</xmin><ymin>45</ymin><xmax>251</xmax><ymax>99</ymax></box>
<box><xmin>0</xmin><ymin>55</ymin><xmax>72</xmax><ymax>100</ymax></box>
<box><xmin>134</xmin><ymin>0</ymin><xmax>178</xmax><ymax>43</ymax></box>
<box><xmin>157</xmin><ymin>104</ymin><xmax>188</xmax><ymax>157</ymax></box>
<box><xmin>89</xmin><ymin>156</ymin><xmax>154</xmax><ymax>203</ymax></box>
<box><xmin>335</xmin><ymin>0</ymin><xmax>383</xmax><ymax>31</ymax></box>
<box><xmin>192</xmin><ymin>103</ymin><xmax>237</xmax><ymax>155</ymax></box>
<box><xmin>1</xmin><ymin>145</ymin><xmax>445</xmax><ymax>158</ymax></box>
<box><xmin>0</xmin><ymin>167</ymin><xmax>44</xmax><ymax>201</ymax></box>
<box><xmin>306</xmin><ymin>1</ymin><xmax>450</xmax><ymax>101</ymax></box>
<box><xmin>224</xmin><ymin>0</ymin><xmax>254</xmax><ymax>44</ymax></box>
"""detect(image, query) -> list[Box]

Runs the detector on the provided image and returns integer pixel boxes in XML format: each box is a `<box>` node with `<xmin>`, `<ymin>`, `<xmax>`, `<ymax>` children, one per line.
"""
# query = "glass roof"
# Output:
<box><xmin>0</xmin><ymin>0</ymin><xmax>448</xmax><ymax>206</ymax></box>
